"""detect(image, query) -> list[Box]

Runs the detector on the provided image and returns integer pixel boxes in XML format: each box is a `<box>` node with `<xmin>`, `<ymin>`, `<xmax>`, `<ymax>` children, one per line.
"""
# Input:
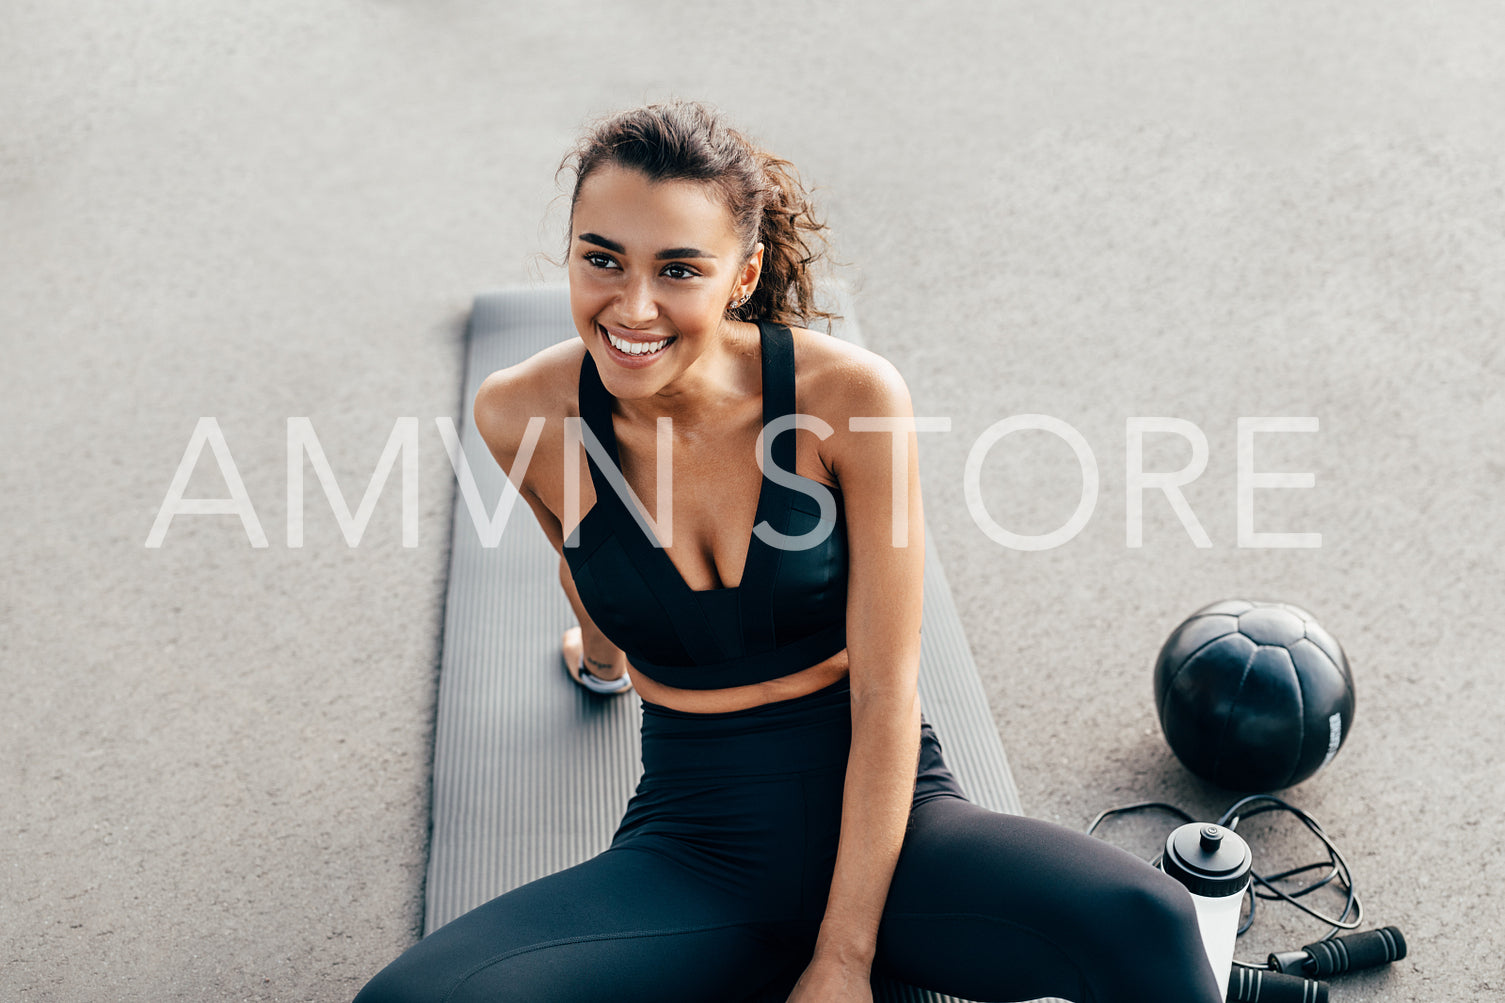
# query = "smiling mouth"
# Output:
<box><xmin>600</xmin><ymin>324</ymin><xmax>676</xmax><ymax>358</ymax></box>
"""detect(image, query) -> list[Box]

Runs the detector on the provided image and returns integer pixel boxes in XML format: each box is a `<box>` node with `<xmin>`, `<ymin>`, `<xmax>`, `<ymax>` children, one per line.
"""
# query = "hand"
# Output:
<box><xmin>784</xmin><ymin>956</ymin><xmax>873</xmax><ymax>1003</ymax></box>
<box><xmin>562</xmin><ymin>626</ymin><xmax>633</xmax><ymax>695</ymax></box>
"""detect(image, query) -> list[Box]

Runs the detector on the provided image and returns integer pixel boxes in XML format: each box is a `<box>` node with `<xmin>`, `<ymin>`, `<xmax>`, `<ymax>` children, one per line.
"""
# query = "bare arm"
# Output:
<box><xmin>558</xmin><ymin>553</ymin><xmax>628</xmax><ymax>681</ymax></box>
<box><xmin>474</xmin><ymin>363</ymin><xmax>628</xmax><ymax>683</ymax></box>
<box><xmin>792</xmin><ymin>357</ymin><xmax>927</xmax><ymax>997</ymax></box>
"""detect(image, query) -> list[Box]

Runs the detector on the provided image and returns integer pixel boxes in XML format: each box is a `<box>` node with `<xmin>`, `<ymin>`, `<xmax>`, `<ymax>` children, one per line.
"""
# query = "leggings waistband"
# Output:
<box><xmin>637</xmin><ymin>676</ymin><xmax>853</xmax><ymax>779</ymax></box>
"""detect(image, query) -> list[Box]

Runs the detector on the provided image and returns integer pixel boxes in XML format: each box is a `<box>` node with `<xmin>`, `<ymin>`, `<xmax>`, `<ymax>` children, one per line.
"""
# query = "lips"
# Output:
<box><xmin>598</xmin><ymin>323</ymin><xmax>676</xmax><ymax>364</ymax></box>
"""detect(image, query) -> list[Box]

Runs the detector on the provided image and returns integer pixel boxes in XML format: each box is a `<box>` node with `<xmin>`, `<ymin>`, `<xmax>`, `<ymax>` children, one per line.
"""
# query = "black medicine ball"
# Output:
<box><xmin>1153</xmin><ymin>599</ymin><xmax>1356</xmax><ymax>792</ymax></box>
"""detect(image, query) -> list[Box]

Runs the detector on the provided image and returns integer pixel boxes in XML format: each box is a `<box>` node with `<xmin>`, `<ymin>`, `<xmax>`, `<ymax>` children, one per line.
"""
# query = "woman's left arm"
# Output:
<box><xmin>788</xmin><ymin>356</ymin><xmax>927</xmax><ymax>1002</ymax></box>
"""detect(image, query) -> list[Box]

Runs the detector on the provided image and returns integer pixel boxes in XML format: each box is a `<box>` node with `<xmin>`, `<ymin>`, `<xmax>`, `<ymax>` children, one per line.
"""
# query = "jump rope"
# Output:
<box><xmin>1086</xmin><ymin>795</ymin><xmax>1406</xmax><ymax>1001</ymax></box>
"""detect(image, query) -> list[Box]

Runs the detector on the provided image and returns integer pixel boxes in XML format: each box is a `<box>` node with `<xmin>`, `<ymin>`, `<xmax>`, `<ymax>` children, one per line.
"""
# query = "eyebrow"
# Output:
<box><xmin>577</xmin><ymin>232</ymin><xmax>717</xmax><ymax>260</ymax></box>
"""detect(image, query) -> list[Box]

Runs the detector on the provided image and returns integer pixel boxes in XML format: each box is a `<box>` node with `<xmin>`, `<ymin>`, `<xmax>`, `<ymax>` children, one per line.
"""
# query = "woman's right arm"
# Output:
<box><xmin>473</xmin><ymin>361</ymin><xmax>628</xmax><ymax>681</ymax></box>
<box><xmin>473</xmin><ymin>363</ymin><xmax>567</xmax><ymax>553</ymax></box>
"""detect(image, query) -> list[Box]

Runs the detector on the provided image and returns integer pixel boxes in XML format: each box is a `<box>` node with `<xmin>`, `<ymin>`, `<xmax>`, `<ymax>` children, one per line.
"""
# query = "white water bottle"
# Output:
<box><xmin>1161</xmin><ymin>823</ymin><xmax>1252</xmax><ymax>999</ymax></box>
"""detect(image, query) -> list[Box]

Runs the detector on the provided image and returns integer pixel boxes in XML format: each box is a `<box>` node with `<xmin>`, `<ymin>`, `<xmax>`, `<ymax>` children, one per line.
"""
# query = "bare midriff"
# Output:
<box><xmin>625</xmin><ymin>646</ymin><xmax>851</xmax><ymax>714</ymax></box>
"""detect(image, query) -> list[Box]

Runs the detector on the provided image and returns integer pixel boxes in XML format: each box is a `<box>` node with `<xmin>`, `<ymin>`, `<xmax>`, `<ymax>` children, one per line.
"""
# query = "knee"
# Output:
<box><xmin>1090</xmin><ymin>868</ymin><xmax>1204</xmax><ymax>961</ymax></box>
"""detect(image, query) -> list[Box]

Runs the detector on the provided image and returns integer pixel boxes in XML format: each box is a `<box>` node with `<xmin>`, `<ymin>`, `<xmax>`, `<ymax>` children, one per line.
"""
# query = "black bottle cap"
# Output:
<box><xmin>1162</xmin><ymin>822</ymin><xmax>1252</xmax><ymax>897</ymax></box>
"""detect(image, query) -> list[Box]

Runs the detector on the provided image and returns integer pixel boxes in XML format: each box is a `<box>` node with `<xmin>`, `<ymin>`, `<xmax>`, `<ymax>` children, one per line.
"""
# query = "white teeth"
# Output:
<box><xmin>605</xmin><ymin>330</ymin><xmax>670</xmax><ymax>356</ymax></box>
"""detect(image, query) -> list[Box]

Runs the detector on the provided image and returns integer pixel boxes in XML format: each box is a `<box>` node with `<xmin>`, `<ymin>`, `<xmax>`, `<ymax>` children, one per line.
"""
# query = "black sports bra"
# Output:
<box><xmin>562</xmin><ymin>320</ymin><xmax>849</xmax><ymax>690</ymax></box>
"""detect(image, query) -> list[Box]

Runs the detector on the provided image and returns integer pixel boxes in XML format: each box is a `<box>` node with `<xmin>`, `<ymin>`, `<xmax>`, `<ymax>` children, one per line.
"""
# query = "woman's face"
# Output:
<box><xmin>568</xmin><ymin>164</ymin><xmax>760</xmax><ymax>395</ymax></box>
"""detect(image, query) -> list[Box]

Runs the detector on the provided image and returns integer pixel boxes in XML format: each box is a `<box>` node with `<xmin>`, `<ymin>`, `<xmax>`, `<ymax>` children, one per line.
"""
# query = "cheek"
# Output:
<box><xmin>569</xmin><ymin>296</ymin><xmax>601</xmax><ymax>343</ymax></box>
<box><xmin>671</xmin><ymin>284</ymin><xmax>733</xmax><ymax>318</ymax></box>
<box><xmin>568</xmin><ymin>274</ymin><xmax>610</xmax><ymax>317</ymax></box>
<box><xmin>664</xmin><ymin>299</ymin><xmax>723</xmax><ymax>337</ymax></box>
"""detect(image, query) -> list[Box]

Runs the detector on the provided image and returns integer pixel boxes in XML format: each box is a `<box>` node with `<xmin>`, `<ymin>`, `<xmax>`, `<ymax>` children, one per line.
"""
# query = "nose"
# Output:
<box><xmin>614</xmin><ymin>273</ymin><xmax>659</xmax><ymax>327</ymax></box>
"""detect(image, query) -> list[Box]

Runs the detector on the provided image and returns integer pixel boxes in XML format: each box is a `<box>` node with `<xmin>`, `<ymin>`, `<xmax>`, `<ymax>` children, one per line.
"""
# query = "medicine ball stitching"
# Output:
<box><xmin>1284</xmin><ymin>638</ymin><xmax>1307</xmax><ymax>791</ymax></box>
<box><xmin>1158</xmin><ymin>614</ymin><xmax>1240</xmax><ymax>697</ymax></box>
<box><xmin>1208</xmin><ymin>639</ymin><xmax>1262</xmax><ymax>786</ymax></box>
<box><xmin>1300</xmin><ymin>618</ymin><xmax>1351</xmax><ymax>679</ymax></box>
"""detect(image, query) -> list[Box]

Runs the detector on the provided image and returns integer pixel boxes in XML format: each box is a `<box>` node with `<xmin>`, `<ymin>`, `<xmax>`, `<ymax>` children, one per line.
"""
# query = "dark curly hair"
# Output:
<box><xmin>557</xmin><ymin>100</ymin><xmax>837</xmax><ymax>329</ymax></box>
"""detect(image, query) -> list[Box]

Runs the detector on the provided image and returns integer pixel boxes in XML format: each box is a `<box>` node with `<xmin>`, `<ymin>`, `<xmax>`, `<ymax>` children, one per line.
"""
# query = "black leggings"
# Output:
<box><xmin>355</xmin><ymin>678</ymin><xmax>1222</xmax><ymax>1002</ymax></box>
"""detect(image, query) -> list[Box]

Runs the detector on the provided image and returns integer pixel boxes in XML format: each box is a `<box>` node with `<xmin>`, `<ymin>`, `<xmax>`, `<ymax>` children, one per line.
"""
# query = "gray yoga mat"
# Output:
<box><xmin>429</xmin><ymin>284</ymin><xmax>1056</xmax><ymax>1003</ymax></box>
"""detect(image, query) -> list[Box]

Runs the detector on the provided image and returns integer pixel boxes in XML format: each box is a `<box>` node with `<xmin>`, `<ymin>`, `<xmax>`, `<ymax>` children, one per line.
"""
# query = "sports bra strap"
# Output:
<box><xmin>740</xmin><ymin>321</ymin><xmax>797</xmax><ymax>650</ymax></box>
<box><xmin>570</xmin><ymin>320</ymin><xmax>848</xmax><ymax>688</ymax></box>
<box><xmin>758</xmin><ymin>319</ymin><xmax>797</xmax><ymax>477</ymax></box>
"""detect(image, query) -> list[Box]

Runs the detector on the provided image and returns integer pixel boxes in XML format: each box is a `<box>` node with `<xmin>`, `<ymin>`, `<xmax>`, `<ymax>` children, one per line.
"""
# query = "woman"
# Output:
<box><xmin>355</xmin><ymin>100</ymin><xmax>1222</xmax><ymax>1003</ymax></box>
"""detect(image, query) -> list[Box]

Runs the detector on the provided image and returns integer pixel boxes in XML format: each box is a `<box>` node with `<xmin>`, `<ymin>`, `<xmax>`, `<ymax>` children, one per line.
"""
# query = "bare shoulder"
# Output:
<box><xmin>472</xmin><ymin>337</ymin><xmax>586</xmax><ymax>479</ymax></box>
<box><xmin>789</xmin><ymin>325</ymin><xmax>915</xmax><ymax>424</ymax></box>
<box><xmin>788</xmin><ymin>325</ymin><xmax>916</xmax><ymax>490</ymax></box>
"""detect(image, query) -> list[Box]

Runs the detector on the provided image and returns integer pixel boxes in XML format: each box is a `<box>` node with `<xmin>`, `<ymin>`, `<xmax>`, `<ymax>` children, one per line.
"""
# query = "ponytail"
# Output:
<box><xmin>728</xmin><ymin>151</ymin><xmax>835</xmax><ymax>328</ymax></box>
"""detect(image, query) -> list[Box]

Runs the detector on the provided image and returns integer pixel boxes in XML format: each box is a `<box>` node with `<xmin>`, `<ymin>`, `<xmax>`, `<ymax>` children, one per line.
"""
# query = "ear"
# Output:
<box><xmin>739</xmin><ymin>241</ymin><xmax>765</xmax><ymax>295</ymax></box>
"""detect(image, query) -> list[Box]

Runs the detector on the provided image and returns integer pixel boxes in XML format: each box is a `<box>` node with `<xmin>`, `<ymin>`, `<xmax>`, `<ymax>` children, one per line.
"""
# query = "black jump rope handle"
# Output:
<box><xmin>1226</xmin><ymin>967</ymin><xmax>1328</xmax><ymax>1002</ymax></box>
<box><xmin>1268</xmin><ymin>925</ymin><xmax>1408</xmax><ymax>978</ymax></box>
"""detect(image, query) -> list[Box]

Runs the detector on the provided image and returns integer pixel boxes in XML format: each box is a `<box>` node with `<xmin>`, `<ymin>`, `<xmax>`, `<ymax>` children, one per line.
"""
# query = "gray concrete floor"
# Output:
<box><xmin>4</xmin><ymin>2</ymin><xmax>1502</xmax><ymax>1000</ymax></box>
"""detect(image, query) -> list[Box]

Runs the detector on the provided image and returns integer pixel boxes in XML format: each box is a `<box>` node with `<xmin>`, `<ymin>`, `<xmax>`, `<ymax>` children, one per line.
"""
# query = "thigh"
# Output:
<box><xmin>355</xmin><ymin>845</ymin><xmax>793</xmax><ymax>1003</ymax></box>
<box><xmin>876</xmin><ymin>797</ymin><xmax>1221</xmax><ymax>1003</ymax></box>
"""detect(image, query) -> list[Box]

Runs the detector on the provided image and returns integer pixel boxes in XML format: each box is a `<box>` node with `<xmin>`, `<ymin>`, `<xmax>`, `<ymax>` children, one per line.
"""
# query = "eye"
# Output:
<box><xmin>661</xmin><ymin>263</ymin><xmax>699</xmax><ymax>280</ymax></box>
<box><xmin>582</xmin><ymin>251</ymin><xmax>619</xmax><ymax>270</ymax></box>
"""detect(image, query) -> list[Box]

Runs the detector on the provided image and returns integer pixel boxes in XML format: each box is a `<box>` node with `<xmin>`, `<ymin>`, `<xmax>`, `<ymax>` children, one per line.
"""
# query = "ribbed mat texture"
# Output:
<box><xmin>430</xmin><ymin>284</ymin><xmax>1060</xmax><ymax>1003</ymax></box>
